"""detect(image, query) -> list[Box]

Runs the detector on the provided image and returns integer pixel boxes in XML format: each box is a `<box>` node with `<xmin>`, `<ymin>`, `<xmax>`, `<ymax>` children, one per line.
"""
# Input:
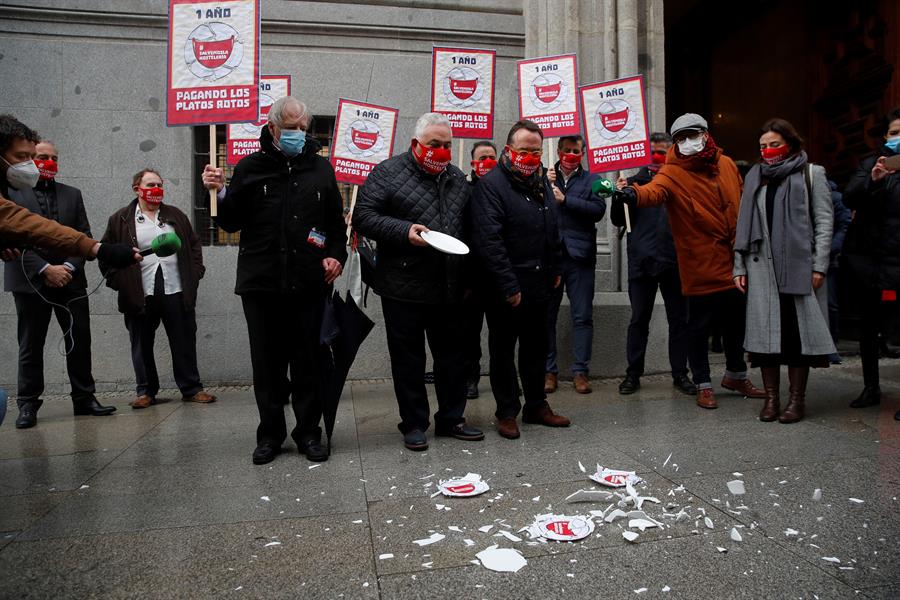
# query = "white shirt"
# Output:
<box><xmin>135</xmin><ymin>205</ymin><xmax>182</xmax><ymax>296</ymax></box>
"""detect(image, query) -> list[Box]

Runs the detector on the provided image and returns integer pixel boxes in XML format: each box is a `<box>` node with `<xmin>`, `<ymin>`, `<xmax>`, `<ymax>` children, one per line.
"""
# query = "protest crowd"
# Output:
<box><xmin>2</xmin><ymin>99</ymin><xmax>899</xmax><ymax>465</ymax></box>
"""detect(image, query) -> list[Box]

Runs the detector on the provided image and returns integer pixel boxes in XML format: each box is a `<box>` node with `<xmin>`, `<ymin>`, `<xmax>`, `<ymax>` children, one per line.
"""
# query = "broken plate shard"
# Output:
<box><xmin>704</xmin><ymin>517</ymin><xmax>714</xmax><ymax>530</ymax></box>
<box><xmin>566</xmin><ymin>489</ymin><xmax>615</xmax><ymax>503</ymax></box>
<box><xmin>812</xmin><ymin>488</ymin><xmax>822</xmax><ymax>502</ymax></box>
<box><xmin>730</xmin><ymin>527</ymin><xmax>742</xmax><ymax>542</ymax></box>
<box><xmin>604</xmin><ymin>509</ymin><xmax>629</xmax><ymax>523</ymax></box>
<box><xmin>589</xmin><ymin>466</ymin><xmax>642</xmax><ymax>488</ymax></box>
<box><xmin>726</xmin><ymin>480</ymin><xmax>746</xmax><ymax>495</ymax></box>
<box><xmin>628</xmin><ymin>518</ymin><xmax>661</xmax><ymax>532</ymax></box>
<box><xmin>476</xmin><ymin>545</ymin><xmax>527</xmax><ymax>573</ymax></box>
<box><xmin>529</xmin><ymin>514</ymin><xmax>595</xmax><ymax>542</ymax></box>
<box><xmin>439</xmin><ymin>473</ymin><xmax>489</xmax><ymax>497</ymax></box>
<box><xmin>413</xmin><ymin>533</ymin><xmax>446</xmax><ymax>546</ymax></box>
<box><xmin>622</xmin><ymin>531</ymin><xmax>639</xmax><ymax>542</ymax></box>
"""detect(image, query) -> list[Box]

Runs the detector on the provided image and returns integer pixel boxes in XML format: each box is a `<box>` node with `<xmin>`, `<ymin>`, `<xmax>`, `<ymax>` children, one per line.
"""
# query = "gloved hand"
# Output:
<box><xmin>612</xmin><ymin>186</ymin><xmax>637</xmax><ymax>207</ymax></box>
<box><xmin>97</xmin><ymin>242</ymin><xmax>140</xmax><ymax>268</ymax></box>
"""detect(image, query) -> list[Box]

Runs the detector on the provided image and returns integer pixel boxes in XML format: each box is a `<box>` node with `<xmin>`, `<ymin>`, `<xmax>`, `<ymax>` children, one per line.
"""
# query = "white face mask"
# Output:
<box><xmin>677</xmin><ymin>134</ymin><xmax>705</xmax><ymax>156</ymax></box>
<box><xmin>3</xmin><ymin>158</ymin><xmax>40</xmax><ymax>190</ymax></box>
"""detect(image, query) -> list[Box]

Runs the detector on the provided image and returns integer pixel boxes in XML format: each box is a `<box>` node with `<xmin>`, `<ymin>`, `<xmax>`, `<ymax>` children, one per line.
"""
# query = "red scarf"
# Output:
<box><xmin>674</xmin><ymin>133</ymin><xmax>719</xmax><ymax>165</ymax></box>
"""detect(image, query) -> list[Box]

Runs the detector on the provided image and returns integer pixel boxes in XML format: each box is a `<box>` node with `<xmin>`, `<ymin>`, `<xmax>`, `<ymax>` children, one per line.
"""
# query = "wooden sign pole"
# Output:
<box><xmin>209</xmin><ymin>124</ymin><xmax>218</xmax><ymax>217</ymax></box>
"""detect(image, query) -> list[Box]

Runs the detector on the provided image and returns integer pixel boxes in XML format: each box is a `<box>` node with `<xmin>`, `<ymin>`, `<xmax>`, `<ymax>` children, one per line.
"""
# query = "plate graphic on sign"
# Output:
<box><xmin>345</xmin><ymin>119</ymin><xmax>385</xmax><ymax>158</ymax></box>
<box><xmin>443</xmin><ymin>66</ymin><xmax>483</xmax><ymax>108</ymax></box>
<box><xmin>595</xmin><ymin>98</ymin><xmax>637</xmax><ymax>140</ymax></box>
<box><xmin>431</xmin><ymin>46</ymin><xmax>495</xmax><ymax>138</ymax></box>
<box><xmin>528</xmin><ymin>74</ymin><xmax>566</xmax><ymax>110</ymax></box>
<box><xmin>330</xmin><ymin>98</ymin><xmax>399</xmax><ymax>186</ymax></box>
<box><xmin>517</xmin><ymin>54</ymin><xmax>580</xmax><ymax>138</ymax></box>
<box><xmin>184</xmin><ymin>22</ymin><xmax>243</xmax><ymax>80</ymax></box>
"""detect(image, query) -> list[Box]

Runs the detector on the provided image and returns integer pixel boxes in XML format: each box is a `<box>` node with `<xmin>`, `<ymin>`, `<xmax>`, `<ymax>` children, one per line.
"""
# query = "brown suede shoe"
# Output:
<box><xmin>522</xmin><ymin>405</ymin><xmax>571</xmax><ymax>427</ymax></box>
<box><xmin>696</xmin><ymin>388</ymin><xmax>718</xmax><ymax>409</ymax></box>
<box><xmin>129</xmin><ymin>395</ymin><xmax>154</xmax><ymax>409</ymax></box>
<box><xmin>574</xmin><ymin>373</ymin><xmax>592</xmax><ymax>394</ymax></box>
<box><xmin>720</xmin><ymin>376</ymin><xmax>766</xmax><ymax>398</ymax></box>
<box><xmin>183</xmin><ymin>391</ymin><xmax>217</xmax><ymax>403</ymax></box>
<box><xmin>544</xmin><ymin>373</ymin><xmax>558</xmax><ymax>394</ymax></box>
<box><xmin>496</xmin><ymin>417</ymin><xmax>520</xmax><ymax>439</ymax></box>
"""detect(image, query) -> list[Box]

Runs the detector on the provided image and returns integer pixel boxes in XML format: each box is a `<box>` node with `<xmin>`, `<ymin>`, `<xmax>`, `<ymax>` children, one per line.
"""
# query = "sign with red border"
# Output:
<box><xmin>430</xmin><ymin>46</ymin><xmax>495</xmax><ymax>138</ymax></box>
<box><xmin>517</xmin><ymin>54</ymin><xmax>580</xmax><ymax>138</ymax></box>
<box><xmin>330</xmin><ymin>99</ymin><xmax>399</xmax><ymax>186</ymax></box>
<box><xmin>225</xmin><ymin>75</ymin><xmax>292</xmax><ymax>165</ymax></box>
<box><xmin>579</xmin><ymin>75</ymin><xmax>651</xmax><ymax>173</ymax></box>
<box><xmin>166</xmin><ymin>0</ymin><xmax>260</xmax><ymax>126</ymax></box>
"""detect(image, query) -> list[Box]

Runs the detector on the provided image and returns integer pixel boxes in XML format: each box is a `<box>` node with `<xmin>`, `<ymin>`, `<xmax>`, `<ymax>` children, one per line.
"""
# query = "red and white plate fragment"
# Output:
<box><xmin>589</xmin><ymin>465</ymin><xmax>642</xmax><ymax>488</ymax></box>
<box><xmin>439</xmin><ymin>473</ymin><xmax>490</xmax><ymax>497</ymax></box>
<box><xmin>526</xmin><ymin>514</ymin><xmax>595</xmax><ymax>542</ymax></box>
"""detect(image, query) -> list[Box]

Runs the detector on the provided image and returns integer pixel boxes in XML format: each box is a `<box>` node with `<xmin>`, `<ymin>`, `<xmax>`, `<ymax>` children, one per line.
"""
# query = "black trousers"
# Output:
<box><xmin>242</xmin><ymin>293</ymin><xmax>325</xmax><ymax>446</ymax></box>
<box><xmin>14</xmin><ymin>289</ymin><xmax>96</xmax><ymax>409</ymax></box>
<box><xmin>858</xmin><ymin>284</ymin><xmax>884</xmax><ymax>388</ymax></box>
<box><xmin>462</xmin><ymin>290</ymin><xmax>486</xmax><ymax>382</ymax></box>
<box><xmin>381</xmin><ymin>297</ymin><xmax>467</xmax><ymax>434</ymax></box>
<box><xmin>485</xmin><ymin>298</ymin><xmax>550</xmax><ymax>419</ymax></box>
<box><xmin>685</xmin><ymin>288</ymin><xmax>748</xmax><ymax>385</ymax></box>
<box><xmin>625</xmin><ymin>269</ymin><xmax>690</xmax><ymax>378</ymax></box>
<box><xmin>125</xmin><ymin>292</ymin><xmax>202</xmax><ymax>398</ymax></box>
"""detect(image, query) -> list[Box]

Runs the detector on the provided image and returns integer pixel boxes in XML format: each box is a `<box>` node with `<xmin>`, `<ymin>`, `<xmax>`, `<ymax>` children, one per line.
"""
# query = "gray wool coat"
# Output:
<box><xmin>733</xmin><ymin>164</ymin><xmax>835</xmax><ymax>356</ymax></box>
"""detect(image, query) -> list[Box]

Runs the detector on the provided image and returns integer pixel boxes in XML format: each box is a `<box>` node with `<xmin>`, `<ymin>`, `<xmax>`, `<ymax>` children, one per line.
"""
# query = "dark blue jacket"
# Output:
<box><xmin>551</xmin><ymin>163</ymin><xmax>606</xmax><ymax>262</ymax></box>
<box><xmin>612</xmin><ymin>167</ymin><xmax>679</xmax><ymax>280</ymax></box>
<box><xmin>828</xmin><ymin>180</ymin><xmax>851</xmax><ymax>268</ymax></box>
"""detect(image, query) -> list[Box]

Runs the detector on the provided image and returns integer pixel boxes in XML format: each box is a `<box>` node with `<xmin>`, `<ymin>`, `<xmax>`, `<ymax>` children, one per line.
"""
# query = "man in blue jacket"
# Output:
<box><xmin>544</xmin><ymin>135</ymin><xmax>606</xmax><ymax>394</ymax></box>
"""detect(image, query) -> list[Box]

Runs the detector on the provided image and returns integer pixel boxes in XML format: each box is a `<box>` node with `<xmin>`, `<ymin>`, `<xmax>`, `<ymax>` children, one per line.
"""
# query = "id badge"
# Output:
<box><xmin>307</xmin><ymin>228</ymin><xmax>326</xmax><ymax>248</ymax></box>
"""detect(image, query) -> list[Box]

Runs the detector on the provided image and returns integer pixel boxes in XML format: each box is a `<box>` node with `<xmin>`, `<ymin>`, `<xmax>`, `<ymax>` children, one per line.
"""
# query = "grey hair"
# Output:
<box><xmin>268</xmin><ymin>96</ymin><xmax>309</xmax><ymax>128</ymax></box>
<box><xmin>414</xmin><ymin>112</ymin><xmax>452</xmax><ymax>139</ymax></box>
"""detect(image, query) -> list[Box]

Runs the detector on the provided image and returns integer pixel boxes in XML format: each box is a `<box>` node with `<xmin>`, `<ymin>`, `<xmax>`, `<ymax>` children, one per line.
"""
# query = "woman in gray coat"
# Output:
<box><xmin>733</xmin><ymin>118</ymin><xmax>834</xmax><ymax>424</ymax></box>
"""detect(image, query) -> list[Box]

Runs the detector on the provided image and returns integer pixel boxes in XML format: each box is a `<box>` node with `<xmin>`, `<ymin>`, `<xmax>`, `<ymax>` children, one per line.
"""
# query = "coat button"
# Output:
<box><xmin>753</xmin><ymin>257</ymin><xmax>759</xmax><ymax>262</ymax></box>
<box><xmin>535</xmin><ymin>265</ymin><xmax>541</xmax><ymax>271</ymax></box>
<box><xmin>293</xmin><ymin>182</ymin><xmax>298</xmax><ymax>187</ymax></box>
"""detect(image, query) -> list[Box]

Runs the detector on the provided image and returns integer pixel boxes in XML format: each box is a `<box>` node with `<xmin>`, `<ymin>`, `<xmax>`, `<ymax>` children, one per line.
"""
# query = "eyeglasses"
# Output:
<box><xmin>509</xmin><ymin>148</ymin><xmax>543</xmax><ymax>156</ymax></box>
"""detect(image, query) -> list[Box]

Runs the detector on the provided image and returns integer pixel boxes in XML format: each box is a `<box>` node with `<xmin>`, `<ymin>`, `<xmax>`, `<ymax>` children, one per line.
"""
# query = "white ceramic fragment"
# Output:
<box><xmin>730</xmin><ymin>528</ymin><xmax>742</xmax><ymax>542</ymax></box>
<box><xmin>476</xmin><ymin>545</ymin><xmax>527</xmax><ymax>573</ymax></box>
<box><xmin>727</xmin><ymin>480</ymin><xmax>746</xmax><ymax>495</ymax></box>
<box><xmin>413</xmin><ymin>533</ymin><xmax>446</xmax><ymax>546</ymax></box>
<box><xmin>622</xmin><ymin>531</ymin><xmax>639</xmax><ymax>542</ymax></box>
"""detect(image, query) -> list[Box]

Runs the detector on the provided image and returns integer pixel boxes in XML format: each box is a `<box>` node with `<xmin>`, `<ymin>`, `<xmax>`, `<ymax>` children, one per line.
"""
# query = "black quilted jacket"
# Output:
<box><xmin>354</xmin><ymin>150</ymin><xmax>470</xmax><ymax>304</ymax></box>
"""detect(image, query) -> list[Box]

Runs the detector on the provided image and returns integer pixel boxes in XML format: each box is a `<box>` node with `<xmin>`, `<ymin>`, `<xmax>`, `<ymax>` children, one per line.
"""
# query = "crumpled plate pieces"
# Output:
<box><xmin>589</xmin><ymin>465</ymin><xmax>642</xmax><ymax>488</ymax></box>
<box><xmin>476</xmin><ymin>545</ymin><xmax>527</xmax><ymax>573</ymax></box>
<box><xmin>438</xmin><ymin>473</ymin><xmax>489</xmax><ymax>497</ymax></box>
<box><xmin>527</xmin><ymin>514</ymin><xmax>595</xmax><ymax>542</ymax></box>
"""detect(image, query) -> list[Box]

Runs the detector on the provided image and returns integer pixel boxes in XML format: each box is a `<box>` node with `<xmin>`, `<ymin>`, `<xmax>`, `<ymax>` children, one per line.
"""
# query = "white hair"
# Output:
<box><xmin>268</xmin><ymin>96</ymin><xmax>309</xmax><ymax>128</ymax></box>
<box><xmin>414</xmin><ymin>112</ymin><xmax>452</xmax><ymax>139</ymax></box>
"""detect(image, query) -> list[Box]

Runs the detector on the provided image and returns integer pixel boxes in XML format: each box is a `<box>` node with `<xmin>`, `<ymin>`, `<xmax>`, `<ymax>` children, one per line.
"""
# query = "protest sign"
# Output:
<box><xmin>517</xmin><ymin>54</ymin><xmax>580</xmax><ymax>138</ymax></box>
<box><xmin>431</xmin><ymin>47</ymin><xmax>495</xmax><ymax>139</ymax></box>
<box><xmin>226</xmin><ymin>75</ymin><xmax>291</xmax><ymax>165</ymax></box>
<box><xmin>330</xmin><ymin>99</ymin><xmax>399</xmax><ymax>186</ymax></box>
<box><xmin>579</xmin><ymin>75</ymin><xmax>651</xmax><ymax>173</ymax></box>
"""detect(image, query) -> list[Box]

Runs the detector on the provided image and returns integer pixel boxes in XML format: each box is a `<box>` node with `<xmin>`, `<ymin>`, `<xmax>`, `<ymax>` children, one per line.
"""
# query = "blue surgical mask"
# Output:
<box><xmin>279</xmin><ymin>129</ymin><xmax>306</xmax><ymax>156</ymax></box>
<box><xmin>885</xmin><ymin>136</ymin><xmax>900</xmax><ymax>153</ymax></box>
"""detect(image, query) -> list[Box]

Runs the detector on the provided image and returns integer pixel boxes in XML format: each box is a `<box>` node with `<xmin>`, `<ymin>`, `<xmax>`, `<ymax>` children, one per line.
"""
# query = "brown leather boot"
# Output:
<box><xmin>496</xmin><ymin>417</ymin><xmax>520</xmax><ymax>439</ymax></box>
<box><xmin>758</xmin><ymin>366</ymin><xmax>780</xmax><ymax>422</ymax></box>
<box><xmin>573</xmin><ymin>373</ymin><xmax>592</xmax><ymax>394</ymax></box>
<box><xmin>522</xmin><ymin>404</ymin><xmax>571</xmax><ymax>427</ymax></box>
<box><xmin>543</xmin><ymin>373</ymin><xmax>558</xmax><ymax>393</ymax></box>
<box><xmin>779</xmin><ymin>366</ymin><xmax>808</xmax><ymax>423</ymax></box>
<box><xmin>721</xmin><ymin>376</ymin><xmax>767</xmax><ymax>398</ymax></box>
<box><xmin>184</xmin><ymin>391</ymin><xmax>217</xmax><ymax>403</ymax></box>
<box><xmin>129</xmin><ymin>395</ymin><xmax>154</xmax><ymax>409</ymax></box>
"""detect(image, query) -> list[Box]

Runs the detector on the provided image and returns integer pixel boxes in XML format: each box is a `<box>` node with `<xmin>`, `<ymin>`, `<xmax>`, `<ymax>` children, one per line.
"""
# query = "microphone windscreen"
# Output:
<box><xmin>150</xmin><ymin>232</ymin><xmax>182</xmax><ymax>257</ymax></box>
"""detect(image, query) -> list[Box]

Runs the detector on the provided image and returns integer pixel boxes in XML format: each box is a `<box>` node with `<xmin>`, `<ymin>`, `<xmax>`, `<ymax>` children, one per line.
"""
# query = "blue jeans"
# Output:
<box><xmin>546</xmin><ymin>254</ymin><xmax>596</xmax><ymax>375</ymax></box>
<box><xmin>0</xmin><ymin>388</ymin><xmax>7</xmax><ymax>427</ymax></box>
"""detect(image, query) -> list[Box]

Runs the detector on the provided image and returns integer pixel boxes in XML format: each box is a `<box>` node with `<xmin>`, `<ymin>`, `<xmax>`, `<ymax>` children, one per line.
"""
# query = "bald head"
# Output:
<box><xmin>35</xmin><ymin>141</ymin><xmax>58</xmax><ymax>162</ymax></box>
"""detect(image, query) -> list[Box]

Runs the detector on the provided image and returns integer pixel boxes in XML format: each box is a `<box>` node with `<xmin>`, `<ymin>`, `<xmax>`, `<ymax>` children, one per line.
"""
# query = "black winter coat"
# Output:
<box><xmin>353</xmin><ymin>150</ymin><xmax>470</xmax><ymax>304</ymax></box>
<box><xmin>842</xmin><ymin>146</ymin><xmax>900</xmax><ymax>289</ymax></box>
<box><xmin>469</xmin><ymin>165</ymin><xmax>562</xmax><ymax>303</ymax></box>
<box><xmin>612</xmin><ymin>167</ymin><xmax>679</xmax><ymax>280</ymax></box>
<box><xmin>551</xmin><ymin>162</ymin><xmax>606</xmax><ymax>262</ymax></box>
<box><xmin>215</xmin><ymin>127</ymin><xmax>347</xmax><ymax>295</ymax></box>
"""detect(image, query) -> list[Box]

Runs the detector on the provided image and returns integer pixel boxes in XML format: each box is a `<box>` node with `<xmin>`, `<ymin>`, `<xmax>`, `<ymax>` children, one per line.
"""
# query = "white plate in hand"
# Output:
<box><xmin>420</xmin><ymin>230</ymin><xmax>469</xmax><ymax>255</ymax></box>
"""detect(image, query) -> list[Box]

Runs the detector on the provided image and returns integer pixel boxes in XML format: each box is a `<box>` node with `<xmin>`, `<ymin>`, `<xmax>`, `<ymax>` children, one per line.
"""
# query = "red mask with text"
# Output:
<box><xmin>138</xmin><ymin>186</ymin><xmax>164</xmax><ymax>207</ymax></box>
<box><xmin>560</xmin><ymin>152</ymin><xmax>582</xmax><ymax>171</ymax></box>
<box><xmin>34</xmin><ymin>158</ymin><xmax>58</xmax><ymax>181</ymax></box>
<box><xmin>471</xmin><ymin>158</ymin><xmax>497</xmax><ymax>178</ymax></box>
<box><xmin>761</xmin><ymin>145</ymin><xmax>790</xmax><ymax>165</ymax></box>
<box><xmin>649</xmin><ymin>150</ymin><xmax>667</xmax><ymax>172</ymax></box>
<box><xmin>412</xmin><ymin>140</ymin><xmax>451</xmax><ymax>175</ymax></box>
<box><xmin>507</xmin><ymin>148</ymin><xmax>542</xmax><ymax>177</ymax></box>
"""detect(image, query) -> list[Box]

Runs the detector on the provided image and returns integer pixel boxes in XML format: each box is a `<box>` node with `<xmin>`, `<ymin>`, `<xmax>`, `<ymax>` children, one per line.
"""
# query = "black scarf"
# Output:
<box><xmin>499</xmin><ymin>151</ymin><xmax>545</xmax><ymax>200</ymax></box>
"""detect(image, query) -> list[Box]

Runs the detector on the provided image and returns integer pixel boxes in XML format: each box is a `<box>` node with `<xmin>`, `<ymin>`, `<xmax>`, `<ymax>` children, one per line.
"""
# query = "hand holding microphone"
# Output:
<box><xmin>94</xmin><ymin>242</ymin><xmax>142</xmax><ymax>268</ymax></box>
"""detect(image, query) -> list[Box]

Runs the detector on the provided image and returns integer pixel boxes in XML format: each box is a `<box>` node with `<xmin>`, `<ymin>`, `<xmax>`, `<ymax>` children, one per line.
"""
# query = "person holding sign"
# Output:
<box><xmin>613</xmin><ymin>113</ymin><xmax>765</xmax><ymax>410</ymax></box>
<box><xmin>470</xmin><ymin>120</ymin><xmax>570</xmax><ymax>440</ymax></box>
<box><xmin>203</xmin><ymin>97</ymin><xmax>347</xmax><ymax>465</ymax></box>
<box><xmin>354</xmin><ymin>112</ymin><xmax>484</xmax><ymax>452</ymax></box>
<box><xmin>544</xmin><ymin>135</ymin><xmax>606</xmax><ymax>395</ymax></box>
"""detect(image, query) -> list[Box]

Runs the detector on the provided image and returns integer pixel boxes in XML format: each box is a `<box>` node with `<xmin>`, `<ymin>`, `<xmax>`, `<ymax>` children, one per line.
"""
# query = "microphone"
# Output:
<box><xmin>591</xmin><ymin>178</ymin><xmax>616</xmax><ymax>198</ymax></box>
<box><xmin>139</xmin><ymin>232</ymin><xmax>182</xmax><ymax>257</ymax></box>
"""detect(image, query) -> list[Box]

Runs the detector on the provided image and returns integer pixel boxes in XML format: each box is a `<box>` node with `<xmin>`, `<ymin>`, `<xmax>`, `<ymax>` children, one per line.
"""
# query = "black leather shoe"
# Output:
<box><xmin>252</xmin><ymin>444</ymin><xmax>281</xmax><ymax>465</ymax></box>
<box><xmin>435</xmin><ymin>422</ymin><xmax>485</xmax><ymax>441</ymax></box>
<box><xmin>73</xmin><ymin>398</ymin><xmax>117</xmax><ymax>416</ymax></box>
<box><xmin>297</xmin><ymin>435</ymin><xmax>329</xmax><ymax>462</ymax></box>
<box><xmin>850</xmin><ymin>386</ymin><xmax>881</xmax><ymax>408</ymax></box>
<box><xmin>403</xmin><ymin>429</ymin><xmax>428</xmax><ymax>451</ymax></box>
<box><xmin>15</xmin><ymin>405</ymin><xmax>37</xmax><ymax>429</ymax></box>
<box><xmin>465</xmin><ymin>380</ymin><xmax>479</xmax><ymax>399</ymax></box>
<box><xmin>618</xmin><ymin>375</ymin><xmax>640</xmax><ymax>395</ymax></box>
<box><xmin>672</xmin><ymin>375</ymin><xmax>697</xmax><ymax>396</ymax></box>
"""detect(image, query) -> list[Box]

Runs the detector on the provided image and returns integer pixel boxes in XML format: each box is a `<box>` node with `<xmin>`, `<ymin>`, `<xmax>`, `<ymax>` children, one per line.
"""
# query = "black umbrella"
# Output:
<box><xmin>320</xmin><ymin>287</ymin><xmax>375</xmax><ymax>453</ymax></box>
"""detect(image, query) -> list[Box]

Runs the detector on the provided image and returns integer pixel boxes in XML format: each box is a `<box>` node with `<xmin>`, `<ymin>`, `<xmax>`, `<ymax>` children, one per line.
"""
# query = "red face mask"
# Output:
<box><xmin>761</xmin><ymin>145</ymin><xmax>790</xmax><ymax>165</ymax></box>
<box><xmin>138</xmin><ymin>186</ymin><xmax>164</xmax><ymax>207</ymax></box>
<box><xmin>560</xmin><ymin>152</ymin><xmax>582</xmax><ymax>171</ymax></box>
<box><xmin>412</xmin><ymin>140</ymin><xmax>451</xmax><ymax>175</ymax></box>
<box><xmin>507</xmin><ymin>148</ymin><xmax>542</xmax><ymax>177</ymax></box>
<box><xmin>651</xmin><ymin>151</ymin><xmax>667</xmax><ymax>165</ymax></box>
<box><xmin>34</xmin><ymin>158</ymin><xmax>58</xmax><ymax>181</ymax></box>
<box><xmin>471</xmin><ymin>158</ymin><xmax>497</xmax><ymax>178</ymax></box>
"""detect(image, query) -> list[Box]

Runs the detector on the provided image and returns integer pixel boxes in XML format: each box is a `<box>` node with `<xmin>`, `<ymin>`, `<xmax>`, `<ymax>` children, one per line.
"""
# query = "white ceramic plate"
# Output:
<box><xmin>420</xmin><ymin>230</ymin><xmax>469</xmax><ymax>255</ymax></box>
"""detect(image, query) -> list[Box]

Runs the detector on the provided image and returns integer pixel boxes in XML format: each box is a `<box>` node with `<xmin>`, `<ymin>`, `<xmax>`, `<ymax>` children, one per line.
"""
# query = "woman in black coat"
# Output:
<box><xmin>841</xmin><ymin>107</ymin><xmax>900</xmax><ymax>418</ymax></box>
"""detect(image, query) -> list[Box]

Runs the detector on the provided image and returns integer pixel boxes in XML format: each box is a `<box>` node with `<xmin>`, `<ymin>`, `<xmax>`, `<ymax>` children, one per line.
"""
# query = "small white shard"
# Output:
<box><xmin>727</xmin><ymin>480</ymin><xmax>746</xmax><ymax>495</ymax></box>
<box><xmin>716</xmin><ymin>547</ymin><xmax>728</xmax><ymax>553</ymax></box>
<box><xmin>495</xmin><ymin>530</ymin><xmax>522</xmax><ymax>543</ymax></box>
<box><xmin>812</xmin><ymin>488</ymin><xmax>822</xmax><ymax>501</ymax></box>
<box><xmin>448</xmin><ymin>526</ymin><xmax>463</xmax><ymax>533</ymax></box>
<box><xmin>578</xmin><ymin>461</ymin><xmax>586</xmax><ymax>473</ymax></box>
<box><xmin>79</xmin><ymin>485</ymin><xmax>90</xmax><ymax>490</ymax></box>
<box><xmin>730</xmin><ymin>528</ymin><xmax>743</xmax><ymax>542</ymax></box>
<box><xmin>821</xmin><ymin>557</ymin><xmax>841</xmax><ymax>564</ymax></box>
<box><xmin>378</xmin><ymin>553</ymin><xmax>394</xmax><ymax>560</ymax></box>
<box><xmin>260</xmin><ymin>496</ymin><xmax>270</xmax><ymax>502</ymax></box>
<box><xmin>352</xmin><ymin>519</ymin><xmax>363</xmax><ymax>524</ymax></box>
<box><xmin>308</xmin><ymin>464</ymin><xmax>321</xmax><ymax>470</ymax></box>
<box><xmin>478</xmin><ymin>525</ymin><xmax>494</xmax><ymax>534</ymax></box>
<box><xmin>532</xmin><ymin>496</ymin><xmax>541</xmax><ymax>502</ymax></box>
<box><xmin>622</xmin><ymin>531</ymin><xmax>639</xmax><ymax>542</ymax></box>
<box><xmin>704</xmin><ymin>517</ymin><xmax>714</xmax><ymax>530</ymax></box>
<box><xmin>476</xmin><ymin>545</ymin><xmax>527</xmax><ymax>573</ymax></box>
<box><xmin>629</xmin><ymin>519</ymin><xmax>660</xmax><ymax>532</ymax></box>
<box><xmin>634</xmin><ymin>588</ymin><xmax>648</xmax><ymax>594</ymax></box>
<box><xmin>264</xmin><ymin>541</ymin><xmax>282</xmax><ymax>547</ymax></box>
<box><xmin>662</xmin><ymin>586</ymin><xmax>671</xmax><ymax>592</ymax></box>
<box><xmin>463</xmin><ymin>539</ymin><xmax>475</xmax><ymax>547</ymax></box>
<box><xmin>566</xmin><ymin>489</ymin><xmax>615</xmax><ymax>503</ymax></box>
<box><xmin>784</xmin><ymin>528</ymin><xmax>799</xmax><ymax>536</ymax></box>
<box><xmin>848</xmin><ymin>498</ymin><xmax>864</xmax><ymax>504</ymax></box>
<box><xmin>663</xmin><ymin>452</ymin><xmax>673</xmax><ymax>467</ymax></box>
<box><xmin>413</xmin><ymin>533</ymin><xmax>446</xmax><ymax>546</ymax></box>
<box><xmin>604</xmin><ymin>509</ymin><xmax>628</xmax><ymax>523</ymax></box>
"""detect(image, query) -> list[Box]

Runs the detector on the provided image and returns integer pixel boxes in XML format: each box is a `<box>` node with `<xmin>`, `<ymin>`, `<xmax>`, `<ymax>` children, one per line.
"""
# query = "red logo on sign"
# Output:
<box><xmin>600</xmin><ymin>108</ymin><xmax>630</xmax><ymax>132</ymax></box>
<box><xmin>446</xmin><ymin>483</ymin><xmax>476</xmax><ymax>494</ymax></box>
<box><xmin>351</xmin><ymin>128</ymin><xmax>379</xmax><ymax>150</ymax></box>
<box><xmin>449</xmin><ymin>78</ymin><xmax>478</xmax><ymax>100</ymax></box>
<box><xmin>192</xmin><ymin>36</ymin><xmax>235</xmax><ymax>69</ymax></box>
<box><xmin>534</xmin><ymin>82</ymin><xmax>561</xmax><ymax>103</ymax></box>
